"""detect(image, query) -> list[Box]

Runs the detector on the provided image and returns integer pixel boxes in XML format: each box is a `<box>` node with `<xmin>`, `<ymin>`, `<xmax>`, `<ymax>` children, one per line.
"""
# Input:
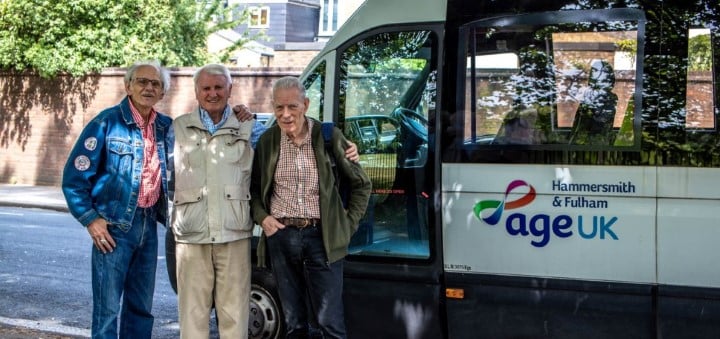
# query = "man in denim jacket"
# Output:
<box><xmin>62</xmin><ymin>60</ymin><xmax>173</xmax><ymax>339</ymax></box>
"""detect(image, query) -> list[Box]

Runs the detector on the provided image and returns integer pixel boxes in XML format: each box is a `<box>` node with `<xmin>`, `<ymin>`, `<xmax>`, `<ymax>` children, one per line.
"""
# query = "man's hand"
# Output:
<box><xmin>345</xmin><ymin>141</ymin><xmax>360</xmax><ymax>163</ymax></box>
<box><xmin>261</xmin><ymin>215</ymin><xmax>285</xmax><ymax>237</ymax></box>
<box><xmin>233</xmin><ymin>104</ymin><xmax>254</xmax><ymax>122</ymax></box>
<box><xmin>87</xmin><ymin>218</ymin><xmax>115</xmax><ymax>254</ymax></box>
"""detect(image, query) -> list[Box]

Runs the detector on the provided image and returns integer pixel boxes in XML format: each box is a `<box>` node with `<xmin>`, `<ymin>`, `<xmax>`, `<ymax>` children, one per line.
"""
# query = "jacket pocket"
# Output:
<box><xmin>171</xmin><ymin>187</ymin><xmax>205</xmax><ymax>235</ymax></box>
<box><xmin>107</xmin><ymin>138</ymin><xmax>134</xmax><ymax>174</ymax></box>
<box><xmin>225</xmin><ymin>184</ymin><xmax>252</xmax><ymax>231</ymax></box>
<box><xmin>221</xmin><ymin>136</ymin><xmax>250</xmax><ymax>164</ymax></box>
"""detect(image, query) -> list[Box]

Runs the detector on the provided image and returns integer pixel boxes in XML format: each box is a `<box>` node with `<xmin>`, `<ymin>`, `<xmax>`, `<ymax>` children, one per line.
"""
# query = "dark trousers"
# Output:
<box><xmin>267</xmin><ymin>225</ymin><xmax>346</xmax><ymax>339</ymax></box>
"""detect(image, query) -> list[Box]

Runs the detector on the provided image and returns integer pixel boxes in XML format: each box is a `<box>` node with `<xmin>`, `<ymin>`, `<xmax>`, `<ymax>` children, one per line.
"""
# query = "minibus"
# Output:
<box><xmin>169</xmin><ymin>0</ymin><xmax>720</xmax><ymax>337</ymax></box>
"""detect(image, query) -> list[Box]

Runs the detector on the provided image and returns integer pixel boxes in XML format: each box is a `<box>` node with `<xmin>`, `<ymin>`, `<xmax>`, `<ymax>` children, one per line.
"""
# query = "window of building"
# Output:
<box><xmin>249</xmin><ymin>6</ymin><xmax>269</xmax><ymax>28</ymax></box>
<box><xmin>320</xmin><ymin>0</ymin><xmax>339</xmax><ymax>35</ymax></box>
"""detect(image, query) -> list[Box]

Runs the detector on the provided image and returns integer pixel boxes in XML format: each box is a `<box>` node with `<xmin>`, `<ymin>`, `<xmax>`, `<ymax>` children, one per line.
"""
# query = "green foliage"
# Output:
<box><xmin>616</xmin><ymin>39</ymin><xmax>637</xmax><ymax>66</ymax></box>
<box><xmin>688</xmin><ymin>33</ymin><xmax>712</xmax><ymax>71</ymax></box>
<box><xmin>0</xmin><ymin>0</ymin><xmax>248</xmax><ymax>77</ymax></box>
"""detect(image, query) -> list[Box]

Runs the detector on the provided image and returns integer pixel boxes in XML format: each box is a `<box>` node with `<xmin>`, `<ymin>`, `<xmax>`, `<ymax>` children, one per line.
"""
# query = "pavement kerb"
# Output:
<box><xmin>0</xmin><ymin>201</ymin><xmax>69</xmax><ymax>213</ymax></box>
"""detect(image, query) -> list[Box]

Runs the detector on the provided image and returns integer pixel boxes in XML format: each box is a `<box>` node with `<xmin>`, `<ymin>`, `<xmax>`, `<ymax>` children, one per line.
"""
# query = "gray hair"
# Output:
<box><xmin>124</xmin><ymin>60</ymin><xmax>170</xmax><ymax>94</ymax></box>
<box><xmin>272</xmin><ymin>76</ymin><xmax>307</xmax><ymax>100</ymax></box>
<box><xmin>194</xmin><ymin>63</ymin><xmax>232</xmax><ymax>88</ymax></box>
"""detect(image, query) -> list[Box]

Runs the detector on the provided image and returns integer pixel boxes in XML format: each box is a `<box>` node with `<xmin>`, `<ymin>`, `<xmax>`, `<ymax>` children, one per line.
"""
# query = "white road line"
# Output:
<box><xmin>0</xmin><ymin>316</ymin><xmax>90</xmax><ymax>338</ymax></box>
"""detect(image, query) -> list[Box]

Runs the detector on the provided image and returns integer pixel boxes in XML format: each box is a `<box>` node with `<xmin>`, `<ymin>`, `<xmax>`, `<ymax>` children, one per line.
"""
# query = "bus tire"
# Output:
<box><xmin>249</xmin><ymin>268</ymin><xmax>284</xmax><ymax>339</ymax></box>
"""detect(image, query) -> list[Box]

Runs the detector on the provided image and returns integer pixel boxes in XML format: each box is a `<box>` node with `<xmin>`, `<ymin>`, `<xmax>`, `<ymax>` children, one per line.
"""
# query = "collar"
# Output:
<box><xmin>128</xmin><ymin>97</ymin><xmax>157</xmax><ymax>128</ymax></box>
<box><xmin>199</xmin><ymin>105</ymin><xmax>231</xmax><ymax>135</ymax></box>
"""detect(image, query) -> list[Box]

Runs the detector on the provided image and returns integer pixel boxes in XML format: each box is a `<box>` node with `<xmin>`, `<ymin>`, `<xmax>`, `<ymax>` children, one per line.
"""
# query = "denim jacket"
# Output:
<box><xmin>62</xmin><ymin>96</ymin><xmax>174</xmax><ymax>230</ymax></box>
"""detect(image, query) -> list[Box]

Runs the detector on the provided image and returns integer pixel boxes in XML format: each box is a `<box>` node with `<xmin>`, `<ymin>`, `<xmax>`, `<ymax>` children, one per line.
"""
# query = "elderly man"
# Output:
<box><xmin>62</xmin><ymin>60</ymin><xmax>172</xmax><ymax>339</ymax></box>
<box><xmin>251</xmin><ymin>76</ymin><xmax>372</xmax><ymax>339</ymax></box>
<box><xmin>171</xmin><ymin>63</ymin><xmax>256</xmax><ymax>339</ymax></box>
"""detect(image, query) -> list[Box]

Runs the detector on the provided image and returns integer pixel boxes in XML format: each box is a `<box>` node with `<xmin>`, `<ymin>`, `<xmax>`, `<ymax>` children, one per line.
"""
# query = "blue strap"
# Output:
<box><xmin>321</xmin><ymin>122</ymin><xmax>349</xmax><ymax>208</ymax></box>
<box><xmin>321</xmin><ymin>121</ymin><xmax>334</xmax><ymax>144</ymax></box>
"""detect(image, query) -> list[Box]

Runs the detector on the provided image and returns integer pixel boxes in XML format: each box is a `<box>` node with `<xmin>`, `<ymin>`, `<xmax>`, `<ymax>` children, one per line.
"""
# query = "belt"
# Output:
<box><xmin>277</xmin><ymin>217</ymin><xmax>321</xmax><ymax>228</ymax></box>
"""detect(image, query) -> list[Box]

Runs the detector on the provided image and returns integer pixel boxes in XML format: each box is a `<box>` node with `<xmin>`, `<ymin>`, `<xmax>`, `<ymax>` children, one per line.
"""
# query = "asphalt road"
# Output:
<box><xmin>0</xmin><ymin>206</ymin><xmax>183</xmax><ymax>338</ymax></box>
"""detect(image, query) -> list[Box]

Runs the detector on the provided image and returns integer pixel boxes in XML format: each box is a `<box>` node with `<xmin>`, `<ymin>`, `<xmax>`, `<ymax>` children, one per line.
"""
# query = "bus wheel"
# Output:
<box><xmin>249</xmin><ymin>270</ymin><xmax>284</xmax><ymax>339</ymax></box>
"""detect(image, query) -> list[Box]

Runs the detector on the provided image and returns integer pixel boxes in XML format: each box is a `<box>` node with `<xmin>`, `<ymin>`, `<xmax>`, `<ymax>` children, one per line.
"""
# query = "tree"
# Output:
<box><xmin>688</xmin><ymin>33</ymin><xmax>712</xmax><ymax>72</ymax></box>
<box><xmin>0</xmin><ymin>0</ymin><xmax>253</xmax><ymax>77</ymax></box>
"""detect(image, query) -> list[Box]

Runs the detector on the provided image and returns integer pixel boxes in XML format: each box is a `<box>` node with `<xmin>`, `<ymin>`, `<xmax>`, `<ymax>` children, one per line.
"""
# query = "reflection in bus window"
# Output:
<box><xmin>338</xmin><ymin>30</ymin><xmax>436</xmax><ymax>260</ymax></box>
<box><xmin>303</xmin><ymin>62</ymin><xmax>326</xmax><ymax>121</ymax></box>
<box><xmin>569</xmin><ymin>59</ymin><xmax>619</xmax><ymax>145</ymax></box>
<box><xmin>686</xmin><ymin>28</ymin><xmax>714</xmax><ymax>129</ymax></box>
<box><xmin>465</xmin><ymin>17</ymin><xmax>640</xmax><ymax>148</ymax></box>
<box><xmin>492</xmin><ymin>107</ymin><xmax>541</xmax><ymax>145</ymax></box>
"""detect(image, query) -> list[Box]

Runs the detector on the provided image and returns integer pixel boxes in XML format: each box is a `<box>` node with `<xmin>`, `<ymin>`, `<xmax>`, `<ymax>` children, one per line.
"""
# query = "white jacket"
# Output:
<box><xmin>171</xmin><ymin>109</ymin><xmax>254</xmax><ymax>244</ymax></box>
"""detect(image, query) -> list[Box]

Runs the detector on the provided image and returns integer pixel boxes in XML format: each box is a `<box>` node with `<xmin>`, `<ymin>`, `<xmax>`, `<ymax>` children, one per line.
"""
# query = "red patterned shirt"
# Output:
<box><xmin>129</xmin><ymin>98</ymin><xmax>161</xmax><ymax>208</ymax></box>
<box><xmin>270</xmin><ymin>119</ymin><xmax>321</xmax><ymax>219</ymax></box>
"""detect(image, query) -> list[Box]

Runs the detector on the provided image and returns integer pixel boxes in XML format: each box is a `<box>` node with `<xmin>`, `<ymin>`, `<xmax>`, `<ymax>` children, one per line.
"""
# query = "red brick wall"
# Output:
<box><xmin>0</xmin><ymin>67</ymin><xmax>301</xmax><ymax>186</ymax></box>
<box><xmin>272</xmin><ymin>50</ymin><xmax>320</xmax><ymax>69</ymax></box>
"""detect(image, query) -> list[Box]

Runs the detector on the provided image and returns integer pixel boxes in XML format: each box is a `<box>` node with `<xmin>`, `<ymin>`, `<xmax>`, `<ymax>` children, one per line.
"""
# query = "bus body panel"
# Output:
<box><xmin>657</xmin><ymin>197</ymin><xmax>720</xmax><ymax>287</ymax></box>
<box><xmin>658</xmin><ymin>167</ymin><xmax>720</xmax><ymax>199</ymax></box>
<box><xmin>344</xmin><ymin>275</ymin><xmax>444</xmax><ymax>339</ymax></box>
<box><xmin>442</xmin><ymin>163</ymin><xmax>657</xmax><ymax>283</ymax></box>
<box><xmin>445</xmin><ymin>273</ymin><xmax>656</xmax><ymax>339</ymax></box>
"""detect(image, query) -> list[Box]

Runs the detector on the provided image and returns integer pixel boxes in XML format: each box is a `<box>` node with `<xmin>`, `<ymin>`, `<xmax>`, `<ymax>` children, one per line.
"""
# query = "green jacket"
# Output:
<box><xmin>250</xmin><ymin>118</ymin><xmax>372</xmax><ymax>266</ymax></box>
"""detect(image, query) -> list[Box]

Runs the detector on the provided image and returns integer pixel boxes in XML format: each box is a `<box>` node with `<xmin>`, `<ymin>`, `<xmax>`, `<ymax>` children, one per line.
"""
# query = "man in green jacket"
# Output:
<box><xmin>250</xmin><ymin>76</ymin><xmax>372</xmax><ymax>339</ymax></box>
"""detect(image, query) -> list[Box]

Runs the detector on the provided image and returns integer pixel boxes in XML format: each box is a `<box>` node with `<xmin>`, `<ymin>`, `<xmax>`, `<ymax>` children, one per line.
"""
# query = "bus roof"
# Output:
<box><xmin>321</xmin><ymin>0</ymin><xmax>447</xmax><ymax>52</ymax></box>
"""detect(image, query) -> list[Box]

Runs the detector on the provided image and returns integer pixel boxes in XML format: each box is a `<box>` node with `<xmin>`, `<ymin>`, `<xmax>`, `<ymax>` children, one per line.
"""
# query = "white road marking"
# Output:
<box><xmin>0</xmin><ymin>315</ymin><xmax>90</xmax><ymax>338</ymax></box>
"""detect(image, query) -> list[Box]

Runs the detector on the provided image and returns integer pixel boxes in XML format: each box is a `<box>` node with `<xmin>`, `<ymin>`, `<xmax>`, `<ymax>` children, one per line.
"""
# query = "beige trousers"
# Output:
<box><xmin>176</xmin><ymin>239</ymin><xmax>250</xmax><ymax>339</ymax></box>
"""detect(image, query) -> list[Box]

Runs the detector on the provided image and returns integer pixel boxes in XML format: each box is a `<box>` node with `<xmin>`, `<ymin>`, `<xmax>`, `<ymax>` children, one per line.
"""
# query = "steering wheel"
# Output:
<box><xmin>391</xmin><ymin>108</ymin><xmax>428</xmax><ymax>142</ymax></box>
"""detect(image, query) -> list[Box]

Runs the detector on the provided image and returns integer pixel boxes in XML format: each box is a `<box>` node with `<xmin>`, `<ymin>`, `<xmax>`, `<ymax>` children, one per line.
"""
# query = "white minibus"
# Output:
<box><xmin>171</xmin><ymin>0</ymin><xmax>720</xmax><ymax>337</ymax></box>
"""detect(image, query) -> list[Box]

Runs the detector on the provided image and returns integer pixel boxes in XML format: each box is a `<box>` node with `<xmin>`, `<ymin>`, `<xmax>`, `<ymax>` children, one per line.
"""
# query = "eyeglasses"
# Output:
<box><xmin>134</xmin><ymin>77</ymin><xmax>162</xmax><ymax>89</ymax></box>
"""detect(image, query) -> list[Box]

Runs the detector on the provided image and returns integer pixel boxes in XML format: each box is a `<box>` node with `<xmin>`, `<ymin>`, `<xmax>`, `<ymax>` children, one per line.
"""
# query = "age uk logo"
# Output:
<box><xmin>473</xmin><ymin>180</ymin><xmax>536</xmax><ymax>225</ymax></box>
<box><xmin>472</xmin><ymin>179</ymin><xmax>618</xmax><ymax>248</ymax></box>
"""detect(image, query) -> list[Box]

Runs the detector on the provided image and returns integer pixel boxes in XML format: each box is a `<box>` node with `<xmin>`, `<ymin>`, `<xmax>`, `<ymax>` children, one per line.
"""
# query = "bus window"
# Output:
<box><xmin>303</xmin><ymin>61</ymin><xmax>326</xmax><ymax>121</ymax></box>
<box><xmin>462</xmin><ymin>11</ymin><xmax>643</xmax><ymax>148</ymax></box>
<box><xmin>338</xmin><ymin>30</ymin><xmax>437</xmax><ymax>259</ymax></box>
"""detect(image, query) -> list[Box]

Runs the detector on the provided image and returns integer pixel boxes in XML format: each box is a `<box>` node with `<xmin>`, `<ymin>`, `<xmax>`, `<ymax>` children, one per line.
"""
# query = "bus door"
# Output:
<box><xmin>307</xmin><ymin>25</ymin><xmax>446</xmax><ymax>338</ymax></box>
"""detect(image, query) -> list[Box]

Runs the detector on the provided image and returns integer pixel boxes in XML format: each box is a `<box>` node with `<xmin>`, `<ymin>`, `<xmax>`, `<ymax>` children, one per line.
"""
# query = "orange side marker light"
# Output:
<box><xmin>446</xmin><ymin>288</ymin><xmax>465</xmax><ymax>299</ymax></box>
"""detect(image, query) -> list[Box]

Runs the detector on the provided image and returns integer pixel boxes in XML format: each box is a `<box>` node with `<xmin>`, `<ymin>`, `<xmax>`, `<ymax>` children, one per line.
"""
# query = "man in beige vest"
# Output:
<box><xmin>171</xmin><ymin>63</ymin><xmax>257</xmax><ymax>339</ymax></box>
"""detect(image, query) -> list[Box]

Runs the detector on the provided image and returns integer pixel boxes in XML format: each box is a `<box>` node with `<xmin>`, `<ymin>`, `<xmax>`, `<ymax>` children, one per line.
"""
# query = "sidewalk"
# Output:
<box><xmin>0</xmin><ymin>184</ymin><xmax>68</xmax><ymax>212</ymax></box>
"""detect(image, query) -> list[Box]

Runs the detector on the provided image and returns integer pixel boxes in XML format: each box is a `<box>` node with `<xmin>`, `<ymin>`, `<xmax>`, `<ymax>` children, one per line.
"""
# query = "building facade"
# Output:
<box><xmin>222</xmin><ymin>0</ymin><xmax>364</xmax><ymax>67</ymax></box>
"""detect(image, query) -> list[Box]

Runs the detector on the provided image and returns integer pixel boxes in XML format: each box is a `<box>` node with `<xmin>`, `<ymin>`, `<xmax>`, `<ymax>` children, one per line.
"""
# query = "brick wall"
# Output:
<box><xmin>272</xmin><ymin>50</ymin><xmax>320</xmax><ymax>68</ymax></box>
<box><xmin>0</xmin><ymin>67</ymin><xmax>301</xmax><ymax>186</ymax></box>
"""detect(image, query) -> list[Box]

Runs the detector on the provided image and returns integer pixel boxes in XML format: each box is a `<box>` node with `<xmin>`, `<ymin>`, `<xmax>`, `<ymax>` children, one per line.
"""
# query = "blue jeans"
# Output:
<box><xmin>91</xmin><ymin>206</ymin><xmax>158</xmax><ymax>339</ymax></box>
<box><xmin>267</xmin><ymin>225</ymin><xmax>346</xmax><ymax>339</ymax></box>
